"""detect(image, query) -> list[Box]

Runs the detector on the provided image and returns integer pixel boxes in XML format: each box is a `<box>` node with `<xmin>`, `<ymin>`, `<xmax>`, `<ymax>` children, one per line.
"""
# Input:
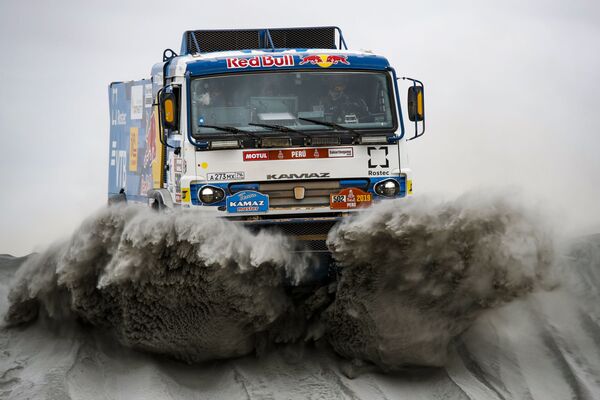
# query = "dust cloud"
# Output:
<box><xmin>4</xmin><ymin>195</ymin><xmax>555</xmax><ymax>371</ymax></box>
<box><xmin>325</xmin><ymin>195</ymin><xmax>555</xmax><ymax>371</ymax></box>
<box><xmin>5</xmin><ymin>206</ymin><xmax>314</xmax><ymax>362</ymax></box>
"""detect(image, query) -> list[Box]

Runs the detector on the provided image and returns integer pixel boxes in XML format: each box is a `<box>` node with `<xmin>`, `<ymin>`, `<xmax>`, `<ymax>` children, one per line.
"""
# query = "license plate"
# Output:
<box><xmin>330</xmin><ymin>188</ymin><xmax>372</xmax><ymax>210</ymax></box>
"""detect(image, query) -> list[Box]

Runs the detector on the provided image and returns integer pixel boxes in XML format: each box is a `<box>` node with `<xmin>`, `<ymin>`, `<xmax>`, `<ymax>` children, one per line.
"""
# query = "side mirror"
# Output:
<box><xmin>159</xmin><ymin>85</ymin><xmax>180</xmax><ymax>131</ymax></box>
<box><xmin>407</xmin><ymin>85</ymin><xmax>424</xmax><ymax>122</ymax></box>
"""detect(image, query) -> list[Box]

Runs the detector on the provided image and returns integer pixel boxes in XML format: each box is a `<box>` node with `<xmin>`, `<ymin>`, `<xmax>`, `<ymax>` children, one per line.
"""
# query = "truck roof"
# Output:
<box><xmin>152</xmin><ymin>27</ymin><xmax>392</xmax><ymax>80</ymax></box>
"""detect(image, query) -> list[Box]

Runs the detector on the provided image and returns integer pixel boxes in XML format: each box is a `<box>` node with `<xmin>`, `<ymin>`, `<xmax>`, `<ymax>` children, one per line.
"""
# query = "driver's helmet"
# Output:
<box><xmin>328</xmin><ymin>77</ymin><xmax>347</xmax><ymax>101</ymax></box>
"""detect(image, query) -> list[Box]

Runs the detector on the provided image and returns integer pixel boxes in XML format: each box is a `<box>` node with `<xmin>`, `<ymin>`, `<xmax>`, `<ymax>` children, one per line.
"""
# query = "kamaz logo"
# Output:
<box><xmin>229</xmin><ymin>200</ymin><xmax>265</xmax><ymax>207</ymax></box>
<box><xmin>267</xmin><ymin>172</ymin><xmax>330</xmax><ymax>180</ymax></box>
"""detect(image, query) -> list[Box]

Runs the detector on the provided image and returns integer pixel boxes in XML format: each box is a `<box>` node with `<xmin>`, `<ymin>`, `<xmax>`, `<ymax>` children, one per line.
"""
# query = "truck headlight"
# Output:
<box><xmin>374</xmin><ymin>179</ymin><xmax>399</xmax><ymax>197</ymax></box>
<box><xmin>199</xmin><ymin>186</ymin><xmax>225</xmax><ymax>204</ymax></box>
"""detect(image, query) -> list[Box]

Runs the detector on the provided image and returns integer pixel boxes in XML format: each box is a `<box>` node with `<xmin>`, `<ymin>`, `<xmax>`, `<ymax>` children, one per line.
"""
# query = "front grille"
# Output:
<box><xmin>300</xmin><ymin>240</ymin><xmax>330</xmax><ymax>252</ymax></box>
<box><xmin>231</xmin><ymin>179</ymin><xmax>369</xmax><ymax>210</ymax></box>
<box><xmin>245</xmin><ymin>219</ymin><xmax>338</xmax><ymax>253</ymax></box>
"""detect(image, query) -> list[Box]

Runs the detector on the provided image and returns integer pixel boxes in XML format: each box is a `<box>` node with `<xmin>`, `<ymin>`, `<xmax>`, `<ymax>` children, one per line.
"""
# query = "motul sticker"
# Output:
<box><xmin>226</xmin><ymin>55</ymin><xmax>295</xmax><ymax>69</ymax></box>
<box><xmin>330</xmin><ymin>188</ymin><xmax>372</xmax><ymax>210</ymax></box>
<box><xmin>243</xmin><ymin>147</ymin><xmax>353</xmax><ymax>162</ymax></box>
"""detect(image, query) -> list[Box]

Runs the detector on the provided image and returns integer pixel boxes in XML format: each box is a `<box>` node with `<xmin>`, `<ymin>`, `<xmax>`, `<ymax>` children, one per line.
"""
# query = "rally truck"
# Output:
<box><xmin>108</xmin><ymin>27</ymin><xmax>425</xmax><ymax>275</ymax></box>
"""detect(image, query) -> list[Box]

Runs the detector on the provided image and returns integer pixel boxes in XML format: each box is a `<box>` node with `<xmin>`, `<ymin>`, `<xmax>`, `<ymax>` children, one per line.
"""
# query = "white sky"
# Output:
<box><xmin>1</xmin><ymin>0</ymin><xmax>599</xmax><ymax>256</ymax></box>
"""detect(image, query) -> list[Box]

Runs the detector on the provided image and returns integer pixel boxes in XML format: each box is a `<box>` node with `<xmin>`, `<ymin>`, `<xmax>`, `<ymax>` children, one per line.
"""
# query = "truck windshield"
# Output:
<box><xmin>190</xmin><ymin>71</ymin><xmax>395</xmax><ymax>135</ymax></box>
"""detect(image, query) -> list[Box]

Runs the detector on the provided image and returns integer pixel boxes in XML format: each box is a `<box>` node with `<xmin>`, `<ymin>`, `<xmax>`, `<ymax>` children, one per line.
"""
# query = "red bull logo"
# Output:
<box><xmin>226</xmin><ymin>55</ymin><xmax>295</xmax><ymax>69</ymax></box>
<box><xmin>299</xmin><ymin>54</ymin><xmax>350</xmax><ymax>68</ymax></box>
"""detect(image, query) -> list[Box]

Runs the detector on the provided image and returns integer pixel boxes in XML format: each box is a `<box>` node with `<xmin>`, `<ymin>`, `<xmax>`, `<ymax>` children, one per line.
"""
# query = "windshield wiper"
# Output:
<box><xmin>195</xmin><ymin>124</ymin><xmax>261</xmax><ymax>139</ymax></box>
<box><xmin>298</xmin><ymin>117</ymin><xmax>358</xmax><ymax>135</ymax></box>
<box><xmin>248</xmin><ymin>122</ymin><xmax>312</xmax><ymax>138</ymax></box>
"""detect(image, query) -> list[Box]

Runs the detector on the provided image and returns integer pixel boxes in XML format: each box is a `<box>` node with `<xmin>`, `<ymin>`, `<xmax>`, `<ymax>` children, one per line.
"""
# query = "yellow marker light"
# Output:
<box><xmin>407</xmin><ymin>180</ymin><xmax>413</xmax><ymax>195</ymax></box>
<box><xmin>417</xmin><ymin>91</ymin><xmax>423</xmax><ymax>117</ymax></box>
<box><xmin>182</xmin><ymin>188</ymin><xmax>190</xmax><ymax>202</ymax></box>
<box><xmin>164</xmin><ymin>98</ymin><xmax>174</xmax><ymax>123</ymax></box>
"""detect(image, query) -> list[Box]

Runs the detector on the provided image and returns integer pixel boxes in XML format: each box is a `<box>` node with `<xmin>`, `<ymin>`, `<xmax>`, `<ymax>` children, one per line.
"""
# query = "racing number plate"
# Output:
<box><xmin>330</xmin><ymin>188</ymin><xmax>372</xmax><ymax>210</ymax></box>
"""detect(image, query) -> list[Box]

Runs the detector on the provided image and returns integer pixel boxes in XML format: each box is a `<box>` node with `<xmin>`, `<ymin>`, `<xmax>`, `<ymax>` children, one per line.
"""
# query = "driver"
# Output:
<box><xmin>198</xmin><ymin>81</ymin><xmax>226</xmax><ymax>107</ymax></box>
<box><xmin>321</xmin><ymin>78</ymin><xmax>369</xmax><ymax>123</ymax></box>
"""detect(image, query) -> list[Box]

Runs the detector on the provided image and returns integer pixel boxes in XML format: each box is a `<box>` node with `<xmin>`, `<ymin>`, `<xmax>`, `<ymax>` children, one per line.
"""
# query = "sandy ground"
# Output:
<box><xmin>1</xmin><ymin>233</ymin><xmax>599</xmax><ymax>400</ymax></box>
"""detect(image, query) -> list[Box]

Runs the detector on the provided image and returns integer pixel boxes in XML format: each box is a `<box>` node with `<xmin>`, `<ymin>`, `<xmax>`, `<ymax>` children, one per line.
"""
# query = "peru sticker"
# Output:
<box><xmin>330</xmin><ymin>188</ymin><xmax>372</xmax><ymax>210</ymax></box>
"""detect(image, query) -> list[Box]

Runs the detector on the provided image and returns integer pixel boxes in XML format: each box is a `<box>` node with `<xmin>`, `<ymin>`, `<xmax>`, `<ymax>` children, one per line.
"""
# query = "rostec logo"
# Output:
<box><xmin>226</xmin><ymin>55</ymin><xmax>295</xmax><ymax>69</ymax></box>
<box><xmin>299</xmin><ymin>54</ymin><xmax>350</xmax><ymax>68</ymax></box>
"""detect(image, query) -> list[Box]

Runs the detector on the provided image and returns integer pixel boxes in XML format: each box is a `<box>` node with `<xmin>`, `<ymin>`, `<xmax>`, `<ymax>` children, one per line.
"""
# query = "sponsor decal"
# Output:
<box><xmin>226</xmin><ymin>55</ymin><xmax>295</xmax><ymax>69</ymax></box>
<box><xmin>267</xmin><ymin>172</ymin><xmax>330</xmax><ymax>180</ymax></box>
<box><xmin>111</xmin><ymin>109</ymin><xmax>127</xmax><ymax>126</ymax></box>
<box><xmin>330</xmin><ymin>188</ymin><xmax>372</xmax><ymax>210</ymax></box>
<box><xmin>207</xmin><ymin>171</ymin><xmax>245</xmax><ymax>181</ymax></box>
<box><xmin>243</xmin><ymin>151</ymin><xmax>269</xmax><ymax>161</ymax></box>
<box><xmin>144</xmin><ymin>84</ymin><xmax>153</xmax><ymax>108</ymax></box>
<box><xmin>367</xmin><ymin>146</ymin><xmax>389</xmax><ymax>168</ymax></box>
<box><xmin>129</xmin><ymin>127</ymin><xmax>138</xmax><ymax>172</ymax></box>
<box><xmin>130</xmin><ymin>85</ymin><xmax>144</xmax><ymax>120</ymax></box>
<box><xmin>243</xmin><ymin>147</ymin><xmax>353</xmax><ymax>161</ymax></box>
<box><xmin>115</xmin><ymin>150</ymin><xmax>127</xmax><ymax>189</ymax></box>
<box><xmin>299</xmin><ymin>54</ymin><xmax>350</xmax><ymax>68</ymax></box>
<box><xmin>227</xmin><ymin>191</ymin><xmax>269</xmax><ymax>213</ymax></box>
<box><xmin>368</xmin><ymin>170</ymin><xmax>390</xmax><ymax>176</ymax></box>
<box><xmin>328</xmin><ymin>148</ymin><xmax>353</xmax><ymax>158</ymax></box>
<box><xmin>174</xmin><ymin>158</ymin><xmax>183</xmax><ymax>173</ymax></box>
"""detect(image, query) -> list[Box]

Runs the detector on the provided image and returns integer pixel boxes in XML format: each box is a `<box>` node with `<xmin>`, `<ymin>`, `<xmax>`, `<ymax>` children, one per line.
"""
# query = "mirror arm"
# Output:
<box><xmin>389</xmin><ymin>67</ymin><xmax>405</xmax><ymax>140</ymax></box>
<box><xmin>155</xmin><ymin>87</ymin><xmax>178</xmax><ymax>150</ymax></box>
<box><xmin>402</xmin><ymin>77</ymin><xmax>426</xmax><ymax>140</ymax></box>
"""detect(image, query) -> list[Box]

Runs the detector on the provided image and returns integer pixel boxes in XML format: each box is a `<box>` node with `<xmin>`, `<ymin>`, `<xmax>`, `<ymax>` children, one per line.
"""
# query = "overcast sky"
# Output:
<box><xmin>1</xmin><ymin>0</ymin><xmax>599</xmax><ymax>256</ymax></box>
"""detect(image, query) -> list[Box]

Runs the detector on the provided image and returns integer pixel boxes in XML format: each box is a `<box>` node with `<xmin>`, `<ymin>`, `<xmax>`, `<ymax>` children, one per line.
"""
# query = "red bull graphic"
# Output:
<box><xmin>226</xmin><ymin>55</ymin><xmax>295</xmax><ymax>69</ymax></box>
<box><xmin>109</xmin><ymin>80</ymin><xmax>163</xmax><ymax>200</ymax></box>
<box><xmin>299</xmin><ymin>54</ymin><xmax>350</xmax><ymax>68</ymax></box>
<box><xmin>140</xmin><ymin>107</ymin><xmax>162</xmax><ymax>196</ymax></box>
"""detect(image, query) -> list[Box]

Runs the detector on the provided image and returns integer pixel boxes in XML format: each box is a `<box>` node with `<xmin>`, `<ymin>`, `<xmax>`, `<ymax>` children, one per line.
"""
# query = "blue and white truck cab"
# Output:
<box><xmin>108</xmin><ymin>27</ymin><xmax>425</xmax><ymax>259</ymax></box>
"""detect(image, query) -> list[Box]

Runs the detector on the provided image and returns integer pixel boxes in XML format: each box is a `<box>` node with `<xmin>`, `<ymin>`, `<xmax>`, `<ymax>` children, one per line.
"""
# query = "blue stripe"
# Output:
<box><xmin>186</xmin><ymin>54</ymin><xmax>390</xmax><ymax>76</ymax></box>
